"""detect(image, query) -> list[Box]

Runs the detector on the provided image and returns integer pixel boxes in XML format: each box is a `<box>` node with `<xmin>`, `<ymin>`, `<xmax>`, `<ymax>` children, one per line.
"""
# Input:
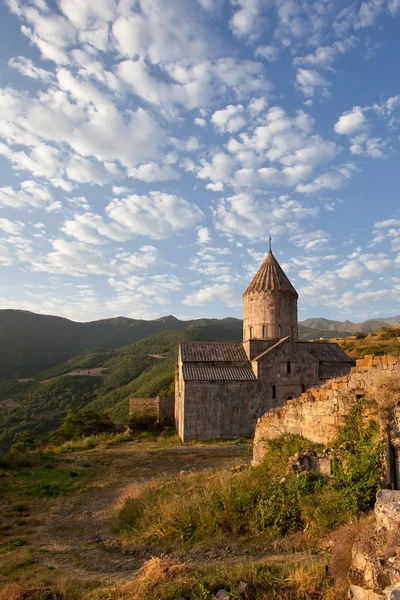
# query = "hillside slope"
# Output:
<box><xmin>0</xmin><ymin>324</ymin><xmax>241</xmax><ymax>447</ymax></box>
<box><xmin>0</xmin><ymin>310</ymin><xmax>242</xmax><ymax>378</ymax></box>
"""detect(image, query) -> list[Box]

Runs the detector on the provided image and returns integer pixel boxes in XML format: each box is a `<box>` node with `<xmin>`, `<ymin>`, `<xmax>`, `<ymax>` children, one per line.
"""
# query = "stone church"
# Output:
<box><xmin>175</xmin><ymin>247</ymin><xmax>353</xmax><ymax>442</ymax></box>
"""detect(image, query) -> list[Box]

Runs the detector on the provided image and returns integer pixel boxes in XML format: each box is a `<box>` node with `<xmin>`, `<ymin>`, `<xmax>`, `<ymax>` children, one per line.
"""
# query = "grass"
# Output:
<box><xmin>336</xmin><ymin>326</ymin><xmax>400</xmax><ymax>358</ymax></box>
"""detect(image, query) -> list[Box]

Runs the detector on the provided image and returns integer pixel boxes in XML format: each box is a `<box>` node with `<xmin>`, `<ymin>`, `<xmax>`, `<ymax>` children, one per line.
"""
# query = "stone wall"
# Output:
<box><xmin>253</xmin><ymin>355</ymin><xmax>400</xmax><ymax>466</ymax></box>
<box><xmin>129</xmin><ymin>397</ymin><xmax>158</xmax><ymax>416</ymax></box>
<box><xmin>158</xmin><ymin>396</ymin><xmax>175</xmax><ymax>426</ymax></box>
<box><xmin>129</xmin><ymin>395</ymin><xmax>175</xmax><ymax>427</ymax></box>
<box><xmin>243</xmin><ymin>291</ymin><xmax>298</xmax><ymax>342</ymax></box>
<box><xmin>348</xmin><ymin>490</ymin><xmax>400</xmax><ymax>599</ymax></box>
<box><xmin>180</xmin><ymin>380</ymin><xmax>262</xmax><ymax>441</ymax></box>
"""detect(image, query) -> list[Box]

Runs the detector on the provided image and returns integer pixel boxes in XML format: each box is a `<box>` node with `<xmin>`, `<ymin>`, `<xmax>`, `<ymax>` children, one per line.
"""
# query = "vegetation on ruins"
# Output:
<box><xmin>118</xmin><ymin>402</ymin><xmax>384</xmax><ymax>552</ymax></box>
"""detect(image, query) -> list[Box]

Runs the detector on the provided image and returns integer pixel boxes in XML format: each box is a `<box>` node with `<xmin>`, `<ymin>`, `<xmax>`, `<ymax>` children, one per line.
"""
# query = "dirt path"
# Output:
<box><xmin>31</xmin><ymin>442</ymin><xmax>252</xmax><ymax>583</ymax></box>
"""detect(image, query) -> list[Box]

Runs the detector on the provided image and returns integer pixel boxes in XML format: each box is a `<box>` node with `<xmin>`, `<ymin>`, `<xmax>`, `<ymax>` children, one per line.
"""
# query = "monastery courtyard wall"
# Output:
<box><xmin>253</xmin><ymin>355</ymin><xmax>400</xmax><ymax>465</ymax></box>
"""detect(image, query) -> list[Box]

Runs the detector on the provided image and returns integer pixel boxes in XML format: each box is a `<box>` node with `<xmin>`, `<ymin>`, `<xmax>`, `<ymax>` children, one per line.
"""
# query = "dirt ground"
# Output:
<box><xmin>0</xmin><ymin>441</ymin><xmax>253</xmax><ymax>590</ymax></box>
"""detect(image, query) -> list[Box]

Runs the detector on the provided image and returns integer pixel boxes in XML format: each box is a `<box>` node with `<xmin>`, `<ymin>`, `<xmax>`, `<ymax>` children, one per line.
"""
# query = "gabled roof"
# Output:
<box><xmin>180</xmin><ymin>342</ymin><xmax>247</xmax><ymax>362</ymax></box>
<box><xmin>299</xmin><ymin>342</ymin><xmax>354</xmax><ymax>363</ymax></box>
<box><xmin>182</xmin><ymin>365</ymin><xmax>257</xmax><ymax>381</ymax></box>
<box><xmin>252</xmin><ymin>337</ymin><xmax>291</xmax><ymax>362</ymax></box>
<box><xmin>244</xmin><ymin>250</ymin><xmax>298</xmax><ymax>297</ymax></box>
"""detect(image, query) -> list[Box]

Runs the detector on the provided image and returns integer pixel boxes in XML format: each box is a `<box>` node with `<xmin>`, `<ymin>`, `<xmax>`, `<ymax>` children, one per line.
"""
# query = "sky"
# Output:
<box><xmin>0</xmin><ymin>0</ymin><xmax>400</xmax><ymax>324</ymax></box>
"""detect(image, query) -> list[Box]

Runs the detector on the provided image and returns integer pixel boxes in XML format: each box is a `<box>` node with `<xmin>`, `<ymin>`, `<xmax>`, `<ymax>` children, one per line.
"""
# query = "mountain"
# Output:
<box><xmin>300</xmin><ymin>315</ymin><xmax>400</xmax><ymax>335</ymax></box>
<box><xmin>300</xmin><ymin>318</ymin><xmax>355</xmax><ymax>332</ymax></box>
<box><xmin>0</xmin><ymin>324</ymin><xmax>241</xmax><ymax>447</ymax></box>
<box><xmin>1</xmin><ymin>309</ymin><xmax>398</xmax><ymax>381</ymax></box>
<box><xmin>0</xmin><ymin>310</ymin><xmax>242</xmax><ymax>379</ymax></box>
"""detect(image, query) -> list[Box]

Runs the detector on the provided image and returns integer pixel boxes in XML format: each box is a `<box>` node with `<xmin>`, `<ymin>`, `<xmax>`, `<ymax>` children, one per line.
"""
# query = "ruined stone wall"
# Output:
<box><xmin>243</xmin><ymin>292</ymin><xmax>298</xmax><ymax>342</ymax></box>
<box><xmin>253</xmin><ymin>355</ymin><xmax>400</xmax><ymax>465</ymax></box>
<box><xmin>129</xmin><ymin>397</ymin><xmax>158</xmax><ymax>417</ymax></box>
<box><xmin>157</xmin><ymin>395</ymin><xmax>175</xmax><ymax>426</ymax></box>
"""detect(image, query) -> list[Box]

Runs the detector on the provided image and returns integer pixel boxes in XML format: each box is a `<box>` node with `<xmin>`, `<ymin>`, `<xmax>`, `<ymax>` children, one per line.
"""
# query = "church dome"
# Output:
<box><xmin>243</xmin><ymin>250</ymin><xmax>298</xmax><ymax>297</ymax></box>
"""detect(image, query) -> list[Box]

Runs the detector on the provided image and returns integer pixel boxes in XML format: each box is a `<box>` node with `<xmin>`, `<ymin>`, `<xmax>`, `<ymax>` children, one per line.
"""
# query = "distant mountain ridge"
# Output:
<box><xmin>0</xmin><ymin>309</ymin><xmax>399</xmax><ymax>379</ymax></box>
<box><xmin>300</xmin><ymin>315</ymin><xmax>400</xmax><ymax>334</ymax></box>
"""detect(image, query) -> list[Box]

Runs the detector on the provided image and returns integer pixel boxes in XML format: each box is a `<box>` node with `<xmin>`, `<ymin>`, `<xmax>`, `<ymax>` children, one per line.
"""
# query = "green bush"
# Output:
<box><xmin>356</xmin><ymin>332</ymin><xmax>367</xmax><ymax>340</ymax></box>
<box><xmin>9</xmin><ymin>431</ymin><xmax>40</xmax><ymax>454</ymax></box>
<box><xmin>128</xmin><ymin>410</ymin><xmax>158</xmax><ymax>433</ymax></box>
<box><xmin>48</xmin><ymin>408</ymin><xmax>115</xmax><ymax>444</ymax></box>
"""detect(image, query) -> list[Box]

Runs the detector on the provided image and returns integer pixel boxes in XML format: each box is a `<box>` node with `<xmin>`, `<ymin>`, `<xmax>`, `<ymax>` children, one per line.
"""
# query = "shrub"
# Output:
<box><xmin>9</xmin><ymin>431</ymin><xmax>40</xmax><ymax>454</ymax></box>
<box><xmin>356</xmin><ymin>332</ymin><xmax>367</xmax><ymax>340</ymax></box>
<box><xmin>333</xmin><ymin>402</ymin><xmax>384</xmax><ymax>514</ymax></box>
<box><xmin>48</xmin><ymin>408</ymin><xmax>115</xmax><ymax>444</ymax></box>
<box><xmin>128</xmin><ymin>410</ymin><xmax>158</xmax><ymax>433</ymax></box>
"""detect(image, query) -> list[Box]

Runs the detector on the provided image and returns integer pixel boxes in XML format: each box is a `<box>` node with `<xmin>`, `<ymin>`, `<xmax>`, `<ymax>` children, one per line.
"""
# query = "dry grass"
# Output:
<box><xmin>329</xmin><ymin>517</ymin><xmax>371</xmax><ymax>591</ymax></box>
<box><xmin>373</xmin><ymin>371</ymin><xmax>400</xmax><ymax>412</ymax></box>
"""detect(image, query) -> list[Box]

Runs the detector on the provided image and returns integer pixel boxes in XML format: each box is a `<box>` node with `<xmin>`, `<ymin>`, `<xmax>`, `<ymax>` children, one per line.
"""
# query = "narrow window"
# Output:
<box><xmin>291</xmin><ymin>326</ymin><xmax>294</xmax><ymax>338</ymax></box>
<box><xmin>249</xmin><ymin>326</ymin><xmax>254</xmax><ymax>339</ymax></box>
<box><xmin>272</xmin><ymin>385</ymin><xmax>276</xmax><ymax>400</ymax></box>
<box><xmin>287</xmin><ymin>361</ymin><xmax>291</xmax><ymax>374</ymax></box>
<box><xmin>302</xmin><ymin>384</ymin><xmax>306</xmax><ymax>393</ymax></box>
<box><xmin>262</xmin><ymin>325</ymin><xmax>267</xmax><ymax>338</ymax></box>
<box><xmin>278</xmin><ymin>325</ymin><xmax>282</xmax><ymax>337</ymax></box>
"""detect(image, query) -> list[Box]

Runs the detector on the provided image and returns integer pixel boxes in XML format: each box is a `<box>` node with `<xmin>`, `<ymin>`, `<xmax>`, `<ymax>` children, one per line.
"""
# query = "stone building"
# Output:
<box><xmin>175</xmin><ymin>248</ymin><xmax>353</xmax><ymax>441</ymax></box>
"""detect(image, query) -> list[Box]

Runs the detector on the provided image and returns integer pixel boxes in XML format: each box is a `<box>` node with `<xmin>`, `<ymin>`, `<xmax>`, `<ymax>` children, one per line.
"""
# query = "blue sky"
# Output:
<box><xmin>0</xmin><ymin>0</ymin><xmax>399</xmax><ymax>324</ymax></box>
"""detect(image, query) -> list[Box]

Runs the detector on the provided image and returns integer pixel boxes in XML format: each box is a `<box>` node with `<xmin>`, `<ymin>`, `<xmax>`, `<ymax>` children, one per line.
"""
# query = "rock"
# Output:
<box><xmin>384</xmin><ymin>583</ymin><xmax>400</xmax><ymax>599</ymax></box>
<box><xmin>215</xmin><ymin>589</ymin><xmax>230</xmax><ymax>600</ymax></box>
<box><xmin>237</xmin><ymin>581</ymin><xmax>247</xmax><ymax>595</ymax></box>
<box><xmin>375</xmin><ymin>490</ymin><xmax>400</xmax><ymax>531</ymax></box>
<box><xmin>348</xmin><ymin>491</ymin><xmax>400</xmax><ymax>600</ymax></box>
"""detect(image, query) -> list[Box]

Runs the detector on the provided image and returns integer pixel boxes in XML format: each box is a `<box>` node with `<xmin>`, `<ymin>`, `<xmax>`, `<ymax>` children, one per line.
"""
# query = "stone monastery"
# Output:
<box><xmin>175</xmin><ymin>247</ymin><xmax>354</xmax><ymax>442</ymax></box>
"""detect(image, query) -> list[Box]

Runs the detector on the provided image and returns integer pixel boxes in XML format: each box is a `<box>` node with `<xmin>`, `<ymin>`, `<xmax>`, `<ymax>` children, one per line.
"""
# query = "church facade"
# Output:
<box><xmin>175</xmin><ymin>249</ymin><xmax>354</xmax><ymax>442</ymax></box>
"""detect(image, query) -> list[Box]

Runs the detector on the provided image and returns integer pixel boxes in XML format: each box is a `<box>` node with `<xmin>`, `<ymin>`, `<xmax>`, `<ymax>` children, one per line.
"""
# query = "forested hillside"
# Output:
<box><xmin>0</xmin><ymin>324</ymin><xmax>241</xmax><ymax>447</ymax></box>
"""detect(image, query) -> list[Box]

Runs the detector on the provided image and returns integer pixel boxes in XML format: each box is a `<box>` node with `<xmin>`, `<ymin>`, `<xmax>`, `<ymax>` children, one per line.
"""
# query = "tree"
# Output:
<box><xmin>48</xmin><ymin>408</ymin><xmax>115</xmax><ymax>444</ymax></box>
<box><xmin>10</xmin><ymin>430</ymin><xmax>40</xmax><ymax>454</ymax></box>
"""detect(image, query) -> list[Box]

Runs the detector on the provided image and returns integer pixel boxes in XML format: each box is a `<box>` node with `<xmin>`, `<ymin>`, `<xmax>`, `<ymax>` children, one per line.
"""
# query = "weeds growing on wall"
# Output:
<box><xmin>118</xmin><ymin>408</ymin><xmax>385</xmax><ymax>550</ymax></box>
<box><xmin>332</xmin><ymin>400</ymin><xmax>384</xmax><ymax>514</ymax></box>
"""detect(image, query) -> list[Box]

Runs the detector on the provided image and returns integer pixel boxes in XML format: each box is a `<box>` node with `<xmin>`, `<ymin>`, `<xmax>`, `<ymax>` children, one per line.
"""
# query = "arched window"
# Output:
<box><xmin>278</xmin><ymin>325</ymin><xmax>282</xmax><ymax>337</ymax></box>
<box><xmin>302</xmin><ymin>384</ymin><xmax>306</xmax><ymax>393</ymax></box>
<box><xmin>249</xmin><ymin>327</ymin><xmax>254</xmax><ymax>339</ymax></box>
<box><xmin>287</xmin><ymin>361</ymin><xmax>291</xmax><ymax>374</ymax></box>
<box><xmin>272</xmin><ymin>385</ymin><xmax>276</xmax><ymax>400</ymax></box>
<box><xmin>262</xmin><ymin>325</ymin><xmax>267</xmax><ymax>338</ymax></box>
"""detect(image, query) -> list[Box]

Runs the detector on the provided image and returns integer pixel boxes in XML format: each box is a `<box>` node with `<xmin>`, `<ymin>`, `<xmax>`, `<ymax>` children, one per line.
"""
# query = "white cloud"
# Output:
<box><xmin>8</xmin><ymin>56</ymin><xmax>53</xmax><ymax>81</ymax></box>
<box><xmin>0</xmin><ymin>244</ymin><xmax>13</xmax><ymax>266</ymax></box>
<box><xmin>337</xmin><ymin>261</ymin><xmax>366</xmax><ymax>280</ymax></box>
<box><xmin>334</xmin><ymin>108</ymin><xmax>366</xmax><ymax>135</ymax></box>
<box><xmin>197</xmin><ymin>227</ymin><xmax>212</xmax><ymax>244</ymax></box>
<box><xmin>183</xmin><ymin>283</ymin><xmax>240</xmax><ymax>307</ymax></box>
<box><xmin>296</xmin><ymin>69</ymin><xmax>331</xmax><ymax>97</ymax></box>
<box><xmin>0</xmin><ymin>218</ymin><xmax>25</xmax><ymax>235</ymax></box>
<box><xmin>128</xmin><ymin>163</ymin><xmax>180</xmax><ymax>182</ymax></box>
<box><xmin>211</xmin><ymin>104</ymin><xmax>246</xmax><ymax>133</ymax></box>
<box><xmin>106</xmin><ymin>192</ymin><xmax>203</xmax><ymax>239</ymax></box>
<box><xmin>255</xmin><ymin>45</ymin><xmax>279</xmax><ymax>62</ymax></box>
<box><xmin>0</xmin><ymin>181</ymin><xmax>52</xmax><ymax>209</ymax></box>
<box><xmin>229</xmin><ymin>0</ymin><xmax>263</xmax><ymax>38</ymax></box>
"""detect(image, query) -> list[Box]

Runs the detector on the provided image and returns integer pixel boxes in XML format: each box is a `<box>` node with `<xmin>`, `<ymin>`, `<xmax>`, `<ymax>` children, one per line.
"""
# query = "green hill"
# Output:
<box><xmin>0</xmin><ymin>310</ymin><xmax>242</xmax><ymax>379</ymax></box>
<box><xmin>0</xmin><ymin>324</ymin><xmax>241</xmax><ymax>448</ymax></box>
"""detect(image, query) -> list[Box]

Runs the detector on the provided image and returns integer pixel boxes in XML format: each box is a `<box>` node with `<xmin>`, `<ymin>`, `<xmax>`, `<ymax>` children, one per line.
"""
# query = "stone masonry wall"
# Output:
<box><xmin>253</xmin><ymin>355</ymin><xmax>400</xmax><ymax>465</ymax></box>
<box><xmin>129</xmin><ymin>397</ymin><xmax>158</xmax><ymax>417</ymax></box>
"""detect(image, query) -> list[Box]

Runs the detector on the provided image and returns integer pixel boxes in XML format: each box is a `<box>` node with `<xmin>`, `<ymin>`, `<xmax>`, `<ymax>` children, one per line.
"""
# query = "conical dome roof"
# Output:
<box><xmin>243</xmin><ymin>250</ymin><xmax>298</xmax><ymax>297</ymax></box>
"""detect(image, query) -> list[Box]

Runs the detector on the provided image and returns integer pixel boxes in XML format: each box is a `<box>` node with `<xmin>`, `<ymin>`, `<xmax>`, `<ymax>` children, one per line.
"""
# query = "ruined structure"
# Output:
<box><xmin>252</xmin><ymin>354</ymin><xmax>400</xmax><ymax>489</ymax></box>
<box><xmin>175</xmin><ymin>248</ymin><xmax>353</xmax><ymax>441</ymax></box>
<box><xmin>129</xmin><ymin>395</ymin><xmax>175</xmax><ymax>427</ymax></box>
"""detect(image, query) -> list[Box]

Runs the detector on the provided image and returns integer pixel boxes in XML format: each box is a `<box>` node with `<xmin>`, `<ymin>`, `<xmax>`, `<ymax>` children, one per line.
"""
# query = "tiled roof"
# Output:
<box><xmin>244</xmin><ymin>250</ymin><xmax>298</xmax><ymax>297</ymax></box>
<box><xmin>180</xmin><ymin>342</ymin><xmax>247</xmax><ymax>362</ymax></box>
<box><xmin>319</xmin><ymin>364</ymin><xmax>352</xmax><ymax>380</ymax></box>
<box><xmin>300</xmin><ymin>342</ymin><xmax>354</xmax><ymax>363</ymax></box>
<box><xmin>182</xmin><ymin>365</ymin><xmax>257</xmax><ymax>381</ymax></box>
